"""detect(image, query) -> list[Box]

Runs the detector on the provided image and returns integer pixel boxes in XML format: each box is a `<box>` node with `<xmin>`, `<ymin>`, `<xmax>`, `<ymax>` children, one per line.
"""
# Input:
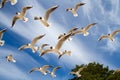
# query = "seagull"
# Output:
<box><xmin>34</xmin><ymin>5</ymin><xmax>58</xmax><ymax>27</ymax></box>
<box><xmin>98</xmin><ymin>30</ymin><xmax>120</xmax><ymax>41</ymax></box>
<box><xmin>18</xmin><ymin>34</ymin><xmax>45</xmax><ymax>53</ymax></box>
<box><xmin>6</xmin><ymin>54</ymin><xmax>16</xmax><ymax>63</ymax></box>
<box><xmin>72</xmin><ymin>23</ymin><xmax>97</xmax><ymax>36</ymax></box>
<box><xmin>66</xmin><ymin>2</ymin><xmax>85</xmax><ymax>17</ymax></box>
<box><xmin>70</xmin><ymin>66</ymin><xmax>85</xmax><ymax>78</ymax></box>
<box><xmin>0</xmin><ymin>0</ymin><xmax>17</xmax><ymax>8</ymax></box>
<box><xmin>0</xmin><ymin>28</ymin><xmax>7</xmax><ymax>46</ymax></box>
<box><xmin>29</xmin><ymin>65</ymin><xmax>53</xmax><ymax>75</ymax></box>
<box><xmin>11</xmin><ymin>6</ymin><xmax>32</xmax><ymax>27</ymax></box>
<box><xmin>49</xmin><ymin>66</ymin><xmax>61</xmax><ymax>78</ymax></box>
<box><xmin>55</xmin><ymin>32</ymin><xmax>73</xmax><ymax>50</ymax></box>
<box><xmin>113</xmin><ymin>68</ymin><xmax>120</xmax><ymax>74</ymax></box>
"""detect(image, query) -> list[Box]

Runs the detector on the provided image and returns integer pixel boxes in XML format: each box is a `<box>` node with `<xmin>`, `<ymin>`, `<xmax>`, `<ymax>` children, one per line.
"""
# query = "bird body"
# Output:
<box><xmin>6</xmin><ymin>55</ymin><xmax>16</xmax><ymax>63</ymax></box>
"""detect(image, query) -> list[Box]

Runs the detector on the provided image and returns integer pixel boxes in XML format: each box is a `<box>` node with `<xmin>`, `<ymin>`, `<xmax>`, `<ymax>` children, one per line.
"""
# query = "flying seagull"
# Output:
<box><xmin>66</xmin><ymin>2</ymin><xmax>85</xmax><ymax>17</ymax></box>
<box><xmin>0</xmin><ymin>28</ymin><xmax>7</xmax><ymax>46</ymax></box>
<box><xmin>11</xmin><ymin>6</ymin><xmax>32</xmax><ymax>27</ymax></box>
<box><xmin>6</xmin><ymin>54</ymin><xmax>16</xmax><ymax>63</ymax></box>
<box><xmin>98</xmin><ymin>30</ymin><xmax>120</xmax><ymax>41</ymax></box>
<box><xmin>70</xmin><ymin>66</ymin><xmax>85</xmax><ymax>78</ymax></box>
<box><xmin>72</xmin><ymin>23</ymin><xmax>97</xmax><ymax>36</ymax></box>
<box><xmin>18</xmin><ymin>34</ymin><xmax>45</xmax><ymax>53</ymax></box>
<box><xmin>34</xmin><ymin>5</ymin><xmax>58</xmax><ymax>27</ymax></box>
<box><xmin>29</xmin><ymin>65</ymin><xmax>53</xmax><ymax>75</ymax></box>
<box><xmin>49</xmin><ymin>66</ymin><xmax>61</xmax><ymax>78</ymax></box>
<box><xmin>0</xmin><ymin>0</ymin><xmax>17</xmax><ymax>8</ymax></box>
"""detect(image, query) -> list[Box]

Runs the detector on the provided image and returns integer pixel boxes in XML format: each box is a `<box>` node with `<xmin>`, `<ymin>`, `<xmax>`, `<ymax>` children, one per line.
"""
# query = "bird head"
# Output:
<box><xmin>108</xmin><ymin>34</ymin><xmax>110</xmax><ymax>36</ymax></box>
<box><xmin>39</xmin><ymin>17</ymin><xmax>42</xmax><ymax>19</ymax></box>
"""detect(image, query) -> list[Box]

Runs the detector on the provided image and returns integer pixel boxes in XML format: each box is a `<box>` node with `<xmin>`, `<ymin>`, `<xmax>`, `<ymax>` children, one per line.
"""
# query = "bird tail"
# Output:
<box><xmin>10</xmin><ymin>0</ymin><xmax>18</xmax><ymax>5</ymax></box>
<box><xmin>12</xmin><ymin>59</ymin><xmax>16</xmax><ymax>63</ymax></box>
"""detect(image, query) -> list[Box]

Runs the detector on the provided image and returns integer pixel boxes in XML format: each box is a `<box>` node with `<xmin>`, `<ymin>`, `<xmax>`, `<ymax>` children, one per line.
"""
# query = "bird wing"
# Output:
<box><xmin>29</xmin><ymin>68</ymin><xmax>40</xmax><ymax>73</ymax></box>
<box><xmin>74</xmin><ymin>2</ymin><xmax>85</xmax><ymax>11</ymax></box>
<box><xmin>55</xmin><ymin>33</ymin><xmax>72</xmax><ymax>50</ymax></box>
<box><xmin>0</xmin><ymin>0</ymin><xmax>7</xmax><ymax>8</ymax></box>
<box><xmin>11</xmin><ymin>15</ymin><xmax>20</xmax><ymax>27</ymax></box>
<box><xmin>58</xmin><ymin>34</ymin><xmax>64</xmax><ymax>39</ymax></box>
<box><xmin>98</xmin><ymin>35</ymin><xmax>108</xmax><ymax>41</ymax></box>
<box><xmin>21</xmin><ymin>6</ymin><xmax>32</xmax><ymax>16</ymax></box>
<box><xmin>68</xmin><ymin>27</ymin><xmax>79</xmax><ymax>33</ymax></box>
<box><xmin>44</xmin><ymin>5</ymin><xmax>58</xmax><ymax>21</ymax></box>
<box><xmin>70</xmin><ymin>71</ymin><xmax>76</xmax><ymax>75</ymax></box>
<box><xmin>111</xmin><ymin>30</ymin><xmax>120</xmax><ymax>37</ymax></box>
<box><xmin>78</xmin><ymin>67</ymin><xmax>84</xmax><ymax>73</ymax></box>
<box><xmin>40</xmin><ymin>44</ymin><xmax>49</xmax><ymax>50</ymax></box>
<box><xmin>52</xmin><ymin>66</ymin><xmax>61</xmax><ymax>74</ymax></box>
<box><xmin>42</xmin><ymin>65</ymin><xmax>52</xmax><ymax>71</ymax></box>
<box><xmin>18</xmin><ymin>44</ymin><xmax>29</xmax><ymax>50</ymax></box>
<box><xmin>31</xmin><ymin>34</ymin><xmax>45</xmax><ymax>46</ymax></box>
<box><xmin>84</xmin><ymin>23</ymin><xmax>97</xmax><ymax>31</ymax></box>
<box><xmin>0</xmin><ymin>28</ymin><xmax>7</xmax><ymax>40</ymax></box>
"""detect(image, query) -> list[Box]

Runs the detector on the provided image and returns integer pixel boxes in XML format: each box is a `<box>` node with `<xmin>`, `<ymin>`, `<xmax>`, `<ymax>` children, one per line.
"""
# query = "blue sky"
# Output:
<box><xmin>0</xmin><ymin>0</ymin><xmax>120</xmax><ymax>80</ymax></box>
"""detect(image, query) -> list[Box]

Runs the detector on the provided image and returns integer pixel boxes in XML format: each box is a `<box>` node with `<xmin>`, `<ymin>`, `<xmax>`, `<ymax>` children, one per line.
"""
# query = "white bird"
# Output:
<box><xmin>6</xmin><ymin>54</ymin><xmax>16</xmax><ymax>63</ymax></box>
<box><xmin>98</xmin><ymin>30</ymin><xmax>120</xmax><ymax>41</ymax></box>
<box><xmin>29</xmin><ymin>65</ymin><xmax>53</xmax><ymax>75</ymax></box>
<box><xmin>66</xmin><ymin>2</ymin><xmax>85</xmax><ymax>17</ymax></box>
<box><xmin>0</xmin><ymin>28</ymin><xmax>7</xmax><ymax>46</ymax></box>
<box><xmin>49</xmin><ymin>66</ymin><xmax>61</xmax><ymax>78</ymax></box>
<box><xmin>113</xmin><ymin>68</ymin><xmax>120</xmax><ymax>74</ymax></box>
<box><xmin>70</xmin><ymin>67</ymin><xmax>85</xmax><ymax>78</ymax></box>
<box><xmin>18</xmin><ymin>34</ymin><xmax>45</xmax><ymax>53</ymax></box>
<box><xmin>34</xmin><ymin>5</ymin><xmax>59</xmax><ymax>27</ymax></box>
<box><xmin>72</xmin><ymin>23</ymin><xmax>97</xmax><ymax>36</ymax></box>
<box><xmin>0</xmin><ymin>0</ymin><xmax>17</xmax><ymax>8</ymax></box>
<box><xmin>11</xmin><ymin>6</ymin><xmax>32</xmax><ymax>27</ymax></box>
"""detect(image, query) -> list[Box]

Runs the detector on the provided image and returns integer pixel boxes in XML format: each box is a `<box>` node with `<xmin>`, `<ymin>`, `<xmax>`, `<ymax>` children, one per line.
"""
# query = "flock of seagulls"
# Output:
<box><xmin>0</xmin><ymin>0</ymin><xmax>120</xmax><ymax>79</ymax></box>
